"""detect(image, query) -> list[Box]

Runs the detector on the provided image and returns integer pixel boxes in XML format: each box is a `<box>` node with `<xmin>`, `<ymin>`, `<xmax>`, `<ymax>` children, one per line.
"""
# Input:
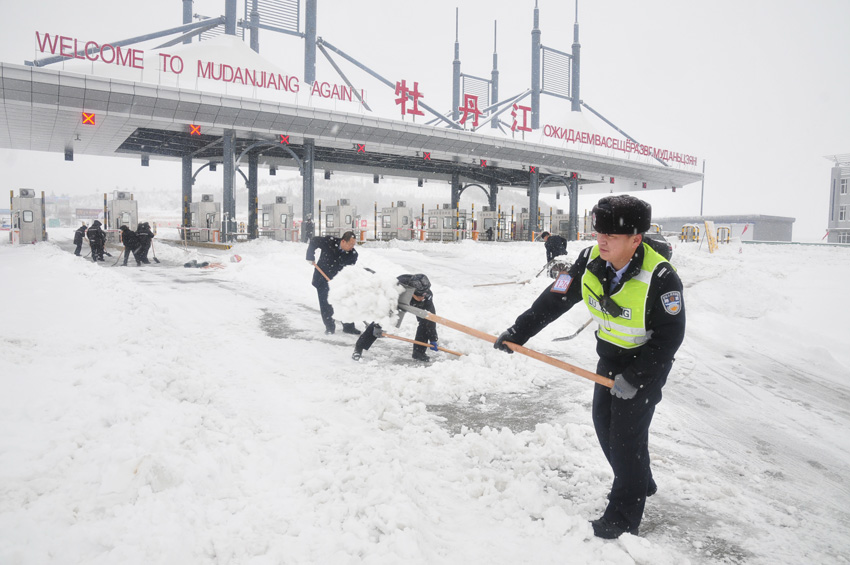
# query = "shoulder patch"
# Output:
<box><xmin>661</xmin><ymin>291</ymin><xmax>682</xmax><ymax>315</ymax></box>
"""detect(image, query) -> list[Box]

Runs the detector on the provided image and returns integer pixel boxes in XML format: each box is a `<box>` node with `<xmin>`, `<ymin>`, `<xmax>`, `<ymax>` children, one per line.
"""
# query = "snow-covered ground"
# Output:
<box><xmin>1</xmin><ymin>233</ymin><xmax>849</xmax><ymax>564</ymax></box>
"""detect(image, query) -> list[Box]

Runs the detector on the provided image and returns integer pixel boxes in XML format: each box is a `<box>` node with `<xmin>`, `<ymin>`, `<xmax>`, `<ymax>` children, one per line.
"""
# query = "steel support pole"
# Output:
<box><xmin>225</xmin><ymin>0</ymin><xmax>237</xmax><ymax>35</ymax></box>
<box><xmin>529</xmin><ymin>168</ymin><xmax>540</xmax><ymax>240</ymax></box>
<box><xmin>488</xmin><ymin>181</ymin><xmax>498</xmax><ymax>210</ymax></box>
<box><xmin>569</xmin><ymin>176</ymin><xmax>579</xmax><ymax>241</ymax></box>
<box><xmin>452</xmin><ymin>9</ymin><xmax>461</xmax><ymax>122</ymax></box>
<box><xmin>182</xmin><ymin>155</ymin><xmax>192</xmax><ymax>228</ymax></box>
<box><xmin>302</xmin><ymin>139</ymin><xmax>315</xmax><ymax>242</ymax></box>
<box><xmin>182</xmin><ymin>0</ymin><xmax>193</xmax><ymax>44</ymax></box>
<box><xmin>249</xmin><ymin>0</ymin><xmax>259</xmax><ymax>52</ymax></box>
<box><xmin>451</xmin><ymin>172</ymin><xmax>461</xmax><ymax>210</ymax></box>
<box><xmin>223</xmin><ymin>130</ymin><xmax>236</xmax><ymax>240</ymax></box>
<box><xmin>531</xmin><ymin>2</ymin><xmax>541</xmax><ymax>130</ymax></box>
<box><xmin>305</xmin><ymin>0</ymin><xmax>317</xmax><ymax>84</ymax></box>
<box><xmin>571</xmin><ymin>15</ymin><xmax>581</xmax><ymax>112</ymax></box>
<box><xmin>248</xmin><ymin>152</ymin><xmax>258</xmax><ymax>239</ymax></box>
<box><xmin>491</xmin><ymin>21</ymin><xmax>499</xmax><ymax>129</ymax></box>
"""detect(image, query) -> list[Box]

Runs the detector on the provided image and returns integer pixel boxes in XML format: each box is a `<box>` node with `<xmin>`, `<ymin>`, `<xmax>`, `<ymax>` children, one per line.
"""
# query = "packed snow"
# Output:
<box><xmin>1</xmin><ymin>233</ymin><xmax>849</xmax><ymax>564</ymax></box>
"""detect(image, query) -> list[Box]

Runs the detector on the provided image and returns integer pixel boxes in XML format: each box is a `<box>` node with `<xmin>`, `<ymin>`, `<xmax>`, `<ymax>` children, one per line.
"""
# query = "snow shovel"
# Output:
<box><xmin>398</xmin><ymin>304</ymin><xmax>613</xmax><ymax>388</ymax></box>
<box><xmin>312</xmin><ymin>263</ymin><xmax>331</xmax><ymax>281</ymax></box>
<box><xmin>381</xmin><ymin>332</ymin><xmax>463</xmax><ymax>357</ymax></box>
<box><xmin>552</xmin><ymin>318</ymin><xmax>593</xmax><ymax>342</ymax></box>
<box><xmin>150</xmin><ymin>241</ymin><xmax>161</xmax><ymax>263</ymax></box>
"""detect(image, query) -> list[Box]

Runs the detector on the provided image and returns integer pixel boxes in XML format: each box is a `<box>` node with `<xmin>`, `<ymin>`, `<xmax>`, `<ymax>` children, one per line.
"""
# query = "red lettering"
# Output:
<box><xmin>321</xmin><ymin>82</ymin><xmax>330</xmax><ymax>97</ymax></box>
<box><xmin>35</xmin><ymin>32</ymin><xmax>59</xmax><ymax>54</ymax></box>
<box><xmin>99</xmin><ymin>44</ymin><xmax>115</xmax><ymax>64</ymax></box>
<box><xmin>222</xmin><ymin>64</ymin><xmax>233</xmax><ymax>82</ymax></box>
<box><xmin>84</xmin><ymin>41</ymin><xmax>99</xmax><ymax>61</ymax></box>
<box><xmin>115</xmin><ymin>46</ymin><xmax>133</xmax><ymax>67</ymax></box>
<box><xmin>72</xmin><ymin>39</ymin><xmax>85</xmax><ymax>60</ymax></box>
<box><xmin>197</xmin><ymin>60</ymin><xmax>213</xmax><ymax>79</ymax></box>
<box><xmin>59</xmin><ymin>36</ymin><xmax>73</xmax><ymax>57</ymax></box>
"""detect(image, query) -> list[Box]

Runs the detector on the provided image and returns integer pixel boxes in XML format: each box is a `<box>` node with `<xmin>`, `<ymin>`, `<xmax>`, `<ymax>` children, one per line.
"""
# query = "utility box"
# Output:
<box><xmin>10</xmin><ymin>189</ymin><xmax>46</xmax><ymax>244</ymax></box>
<box><xmin>324</xmin><ymin>198</ymin><xmax>358</xmax><ymax>238</ymax></box>
<box><xmin>478</xmin><ymin>206</ymin><xmax>502</xmax><ymax>241</ymax></box>
<box><xmin>550</xmin><ymin>208</ymin><xmax>570</xmax><ymax>238</ymax></box>
<box><xmin>189</xmin><ymin>194</ymin><xmax>221</xmax><ymax>242</ymax></box>
<box><xmin>380</xmin><ymin>200</ymin><xmax>414</xmax><ymax>241</ymax></box>
<box><xmin>107</xmin><ymin>191</ymin><xmax>138</xmax><ymax>243</ymax></box>
<box><xmin>261</xmin><ymin>196</ymin><xmax>295</xmax><ymax>241</ymax></box>
<box><xmin>426</xmin><ymin>203</ymin><xmax>468</xmax><ymax>242</ymax></box>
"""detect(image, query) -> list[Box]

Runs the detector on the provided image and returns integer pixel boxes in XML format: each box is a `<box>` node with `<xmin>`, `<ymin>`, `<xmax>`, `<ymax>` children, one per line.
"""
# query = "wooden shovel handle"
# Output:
<box><xmin>313</xmin><ymin>263</ymin><xmax>331</xmax><ymax>281</ymax></box>
<box><xmin>423</xmin><ymin>311</ymin><xmax>613</xmax><ymax>388</ymax></box>
<box><xmin>381</xmin><ymin>332</ymin><xmax>463</xmax><ymax>356</ymax></box>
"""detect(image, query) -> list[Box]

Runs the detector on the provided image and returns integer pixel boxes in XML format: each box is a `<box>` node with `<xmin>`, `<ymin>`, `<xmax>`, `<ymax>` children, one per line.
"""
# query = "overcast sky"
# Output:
<box><xmin>1</xmin><ymin>0</ymin><xmax>848</xmax><ymax>240</ymax></box>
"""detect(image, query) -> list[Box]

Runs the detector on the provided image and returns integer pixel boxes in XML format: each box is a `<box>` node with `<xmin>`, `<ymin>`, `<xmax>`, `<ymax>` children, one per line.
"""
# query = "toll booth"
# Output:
<box><xmin>261</xmin><ymin>196</ymin><xmax>295</xmax><ymax>241</ymax></box>
<box><xmin>517</xmin><ymin>208</ymin><xmax>544</xmax><ymax>240</ymax></box>
<box><xmin>107</xmin><ymin>191</ymin><xmax>138</xmax><ymax>243</ymax></box>
<box><xmin>9</xmin><ymin>189</ymin><xmax>46</xmax><ymax>244</ymax></box>
<box><xmin>478</xmin><ymin>206</ymin><xmax>501</xmax><ymax>241</ymax></box>
<box><xmin>324</xmin><ymin>199</ymin><xmax>358</xmax><ymax>238</ymax></box>
<box><xmin>380</xmin><ymin>201</ymin><xmax>414</xmax><ymax>241</ymax></box>
<box><xmin>550</xmin><ymin>208</ymin><xmax>570</xmax><ymax>238</ymax></box>
<box><xmin>426</xmin><ymin>203</ymin><xmax>468</xmax><ymax>241</ymax></box>
<box><xmin>189</xmin><ymin>194</ymin><xmax>221</xmax><ymax>242</ymax></box>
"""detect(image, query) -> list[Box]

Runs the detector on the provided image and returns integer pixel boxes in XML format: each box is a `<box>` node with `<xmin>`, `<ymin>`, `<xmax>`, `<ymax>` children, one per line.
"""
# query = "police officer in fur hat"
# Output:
<box><xmin>494</xmin><ymin>195</ymin><xmax>686</xmax><ymax>539</ymax></box>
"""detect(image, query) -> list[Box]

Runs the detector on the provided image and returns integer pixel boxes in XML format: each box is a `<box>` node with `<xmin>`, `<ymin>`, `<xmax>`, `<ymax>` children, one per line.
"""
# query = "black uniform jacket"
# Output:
<box><xmin>73</xmin><ymin>226</ymin><xmax>87</xmax><ymax>245</ymax></box>
<box><xmin>86</xmin><ymin>223</ymin><xmax>105</xmax><ymax>243</ymax></box>
<box><xmin>545</xmin><ymin>235</ymin><xmax>568</xmax><ymax>262</ymax></box>
<box><xmin>509</xmin><ymin>242</ymin><xmax>686</xmax><ymax>388</ymax></box>
<box><xmin>306</xmin><ymin>236</ymin><xmax>359</xmax><ymax>287</ymax></box>
<box><xmin>120</xmin><ymin>227</ymin><xmax>138</xmax><ymax>249</ymax></box>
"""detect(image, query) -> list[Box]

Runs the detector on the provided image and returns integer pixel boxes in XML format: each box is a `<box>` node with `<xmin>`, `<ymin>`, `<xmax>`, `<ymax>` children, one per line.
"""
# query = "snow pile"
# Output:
<box><xmin>328</xmin><ymin>266</ymin><xmax>404</xmax><ymax>328</ymax></box>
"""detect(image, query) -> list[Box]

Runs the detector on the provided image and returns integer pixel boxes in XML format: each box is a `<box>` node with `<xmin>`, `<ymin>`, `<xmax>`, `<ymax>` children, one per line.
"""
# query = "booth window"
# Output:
<box><xmin>23</xmin><ymin>210</ymin><xmax>33</xmax><ymax>222</ymax></box>
<box><xmin>840</xmin><ymin>231</ymin><xmax>850</xmax><ymax>243</ymax></box>
<box><xmin>120</xmin><ymin>212</ymin><xmax>130</xmax><ymax>225</ymax></box>
<box><xmin>262</xmin><ymin>213</ymin><xmax>270</xmax><ymax>227</ymax></box>
<box><xmin>402</xmin><ymin>216</ymin><xmax>409</xmax><ymax>225</ymax></box>
<box><xmin>840</xmin><ymin>205</ymin><xmax>847</xmax><ymax>222</ymax></box>
<box><xmin>280</xmin><ymin>214</ymin><xmax>288</xmax><ymax>226</ymax></box>
<box><xmin>326</xmin><ymin>214</ymin><xmax>334</xmax><ymax>228</ymax></box>
<box><xmin>382</xmin><ymin>215</ymin><xmax>391</xmax><ymax>228</ymax></box>
<box><xmin>442</xmin><ymin>217</ymin><xmax>453</xmax><ymax>229</ymax></box>
<box><xmin>841</xmin><ymin>178</ymin><xmax>848</xmax><ymax>195</ymax></box>
<box><xmin>559</xmin><ymin>220</ymin><xmax>570</xmax><ymax>232</ymax></box>
<box><xmin>428</xmin><ymin>217</ymin><xmax>437</xmax><ymax>229</ymax></box>
<box><xmin>345</xmin><ymin>215</ymin><xmax>352</xmax><ymax>225</ymax></box>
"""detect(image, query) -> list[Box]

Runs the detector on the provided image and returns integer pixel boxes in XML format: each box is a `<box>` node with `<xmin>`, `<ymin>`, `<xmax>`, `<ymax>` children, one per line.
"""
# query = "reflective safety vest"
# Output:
<box><xmin>581</xmin><ymin>243</ymin><xmax>668</xmax><ymax>349</ymax></box>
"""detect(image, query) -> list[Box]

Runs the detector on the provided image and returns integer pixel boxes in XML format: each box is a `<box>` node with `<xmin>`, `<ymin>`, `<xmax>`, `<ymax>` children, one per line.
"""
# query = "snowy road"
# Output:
<box><xmin>2</xmin><ymin>235</ymin><xmax>849</xmax><ymax>564</ymax></box>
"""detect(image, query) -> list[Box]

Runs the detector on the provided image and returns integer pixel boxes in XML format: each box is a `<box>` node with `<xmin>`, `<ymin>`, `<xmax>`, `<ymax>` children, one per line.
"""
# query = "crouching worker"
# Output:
<box><xmin>118</xmin><ymin>225</ymin><xmax>139</xmax><ymax>266</ymax></box>
<box><xmin>353</xmin><ymin>274</ymin><xmax>439</xmax><ymax>362</ymax></box>
<box><xmin>73</xmin><ymin>224</ymin><xmax>87</xmax><ymax>256</ymax></box>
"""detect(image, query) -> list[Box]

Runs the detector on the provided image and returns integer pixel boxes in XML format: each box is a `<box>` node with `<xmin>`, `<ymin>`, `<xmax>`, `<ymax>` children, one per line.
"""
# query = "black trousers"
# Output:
<box><xmin>74</xmin><ymin>242</ymin><xmax>83</xmax><ymax>256</ymax></box>
<box><xmin>592</xmin><ymin>355</ymin><xmax>667</xmax><ymax>532</ymax></box>
<box><xmin>314</xmin><ymin>282</ymin><xmax>335</xmax><ymax>331</ymax></box>
<box><xmin>123</xmin><ymin>246</ymin><xmax>138</xmax><ymax>264</ymax></box>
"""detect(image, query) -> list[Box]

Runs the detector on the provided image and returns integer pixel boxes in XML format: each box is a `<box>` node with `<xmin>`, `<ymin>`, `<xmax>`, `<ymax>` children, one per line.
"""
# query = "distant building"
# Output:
<box><xmin>653</xmin><ymin>215</ymin><xmax>795</xmax><ymax>242</ymax></box>
<box><xmin>825</xmin><ymin>154</ymin><xmax>850</xmax><ymax>244</ymax></box>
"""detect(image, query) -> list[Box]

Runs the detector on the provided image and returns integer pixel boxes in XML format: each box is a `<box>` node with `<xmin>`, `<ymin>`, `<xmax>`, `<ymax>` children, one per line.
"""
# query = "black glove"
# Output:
<box><xmin>494</xmin><ymin>328</ymin><xmax>517</xmax><ymax>354</ymax></box>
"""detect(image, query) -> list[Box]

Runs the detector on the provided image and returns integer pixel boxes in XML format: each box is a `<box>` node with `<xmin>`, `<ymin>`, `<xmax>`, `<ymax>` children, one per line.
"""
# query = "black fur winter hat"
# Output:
<box><xmin>591</xmin><ymin>195</ymin><xmax>651</xmax><ymax>235</ymax></box>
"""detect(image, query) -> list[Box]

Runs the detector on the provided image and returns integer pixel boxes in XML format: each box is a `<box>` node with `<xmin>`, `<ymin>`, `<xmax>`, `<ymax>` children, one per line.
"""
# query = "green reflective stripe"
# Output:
<box><xmin>582</xmin><ymin>243</ymin><xmax>668</xmax><ymax>349</ymax></box>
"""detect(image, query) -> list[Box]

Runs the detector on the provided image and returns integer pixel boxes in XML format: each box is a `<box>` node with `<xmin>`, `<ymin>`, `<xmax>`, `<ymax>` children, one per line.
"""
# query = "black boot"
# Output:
<box><xmin>352</xmin><ymin>348</ymin><xmax>362</xmax><ymax>361</ymax></box>
<box><xmin>342</xmin><ymin>323</ymin><xmax>361</xmax><ymax>335</ymax></box>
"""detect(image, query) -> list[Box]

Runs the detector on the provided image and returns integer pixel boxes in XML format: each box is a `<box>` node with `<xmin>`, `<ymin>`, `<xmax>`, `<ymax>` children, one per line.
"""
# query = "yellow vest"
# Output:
<box><xmin>581</xmin><ymin>243</ymin><xmax>668</xmax><ymax>349</ymax></box>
